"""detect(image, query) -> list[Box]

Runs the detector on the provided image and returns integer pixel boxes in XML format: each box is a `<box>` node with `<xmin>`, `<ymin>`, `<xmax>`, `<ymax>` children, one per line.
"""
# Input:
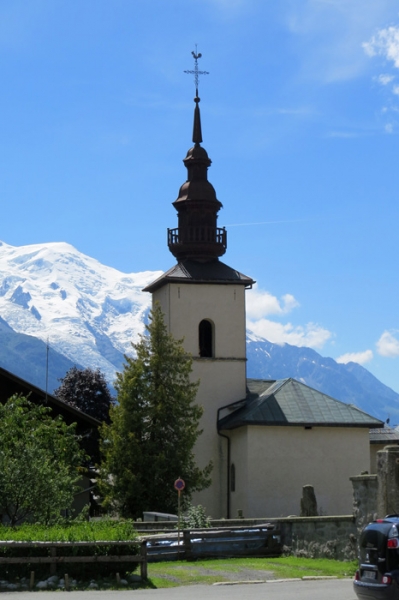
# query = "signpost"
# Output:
<box><xmin>174</xmin><ymin>478</ymin><xmax>185</xmax><ymax>556</ymax></box>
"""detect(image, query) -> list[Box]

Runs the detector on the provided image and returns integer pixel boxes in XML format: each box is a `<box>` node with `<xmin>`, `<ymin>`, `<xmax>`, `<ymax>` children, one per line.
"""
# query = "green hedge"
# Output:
<box><xmin>0</xmin><ymin>520</ymin><xmax>139</xmax><ymax>580</ymax></box>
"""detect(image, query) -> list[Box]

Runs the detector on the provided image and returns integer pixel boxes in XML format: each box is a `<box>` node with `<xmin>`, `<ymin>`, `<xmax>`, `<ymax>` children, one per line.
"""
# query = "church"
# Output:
<box><xmin>144</xmin><ymin>54</ymin><xmax>382</xmax><ymax>519</ymax></box>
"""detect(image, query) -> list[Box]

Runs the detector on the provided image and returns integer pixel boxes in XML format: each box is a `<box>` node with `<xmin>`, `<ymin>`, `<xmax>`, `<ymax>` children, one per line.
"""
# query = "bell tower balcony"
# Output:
<box><xmin>168</xmin><ymin>226</ymin><xmax>227</xmax><ymax>261</ymax></box>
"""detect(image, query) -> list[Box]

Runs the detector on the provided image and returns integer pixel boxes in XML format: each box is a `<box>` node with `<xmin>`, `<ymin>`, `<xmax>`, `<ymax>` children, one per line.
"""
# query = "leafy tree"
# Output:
<box><xmin>54</xmin><ymin>367</ymin><xmax>114</xmax><ymax>422</ymax></box>
<box><xmin>99</xmin><ymin>304</ymin><xmax>212</xmax><ymax>518</ymax></box>
<box><xmin>0</xmin><ymin>395</ymin><xmax>85</xmax><ymax>525</ymax></box>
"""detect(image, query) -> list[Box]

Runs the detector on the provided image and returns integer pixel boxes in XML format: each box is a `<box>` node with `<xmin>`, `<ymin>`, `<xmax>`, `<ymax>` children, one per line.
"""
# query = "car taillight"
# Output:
<box><xmin>354</xmin><ymin>570</ymin><xmax>360</xmax><ymax>581</ymax></box>
<box><xmin>382</xmin><ymin>575</ymin><xmax>393</xmax><ymax>585</ymax></box>
<box><xmin>388</xmin><ymin>538</ymin><xmax>399</xmax><ymax>549</ymax></box>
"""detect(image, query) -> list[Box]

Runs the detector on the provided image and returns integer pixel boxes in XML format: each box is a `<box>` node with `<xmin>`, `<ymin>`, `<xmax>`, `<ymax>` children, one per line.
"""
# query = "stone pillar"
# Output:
<box><xmin>377</xmin><ymin>445</ymin><xmax>399</xmax><ymax>518</ymax></box>
<box><xmin>300</xmin><ymin>485</ymin><xmax>318</xmax><ymax>517</ymax></box>
<box><xmin>350</xmin><ymin>474</ymin><xmax>378</xmax><ymax>532</ymax></box>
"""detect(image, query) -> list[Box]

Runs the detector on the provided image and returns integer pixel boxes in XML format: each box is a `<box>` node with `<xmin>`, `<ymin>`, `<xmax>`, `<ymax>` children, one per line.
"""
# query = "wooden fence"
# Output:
<box><xmin>145</xmin><ymin>525</ymin><xmax>282</xmax><ymax>561</ymax></box>
<box><xmin>0</xmin><ymin>526</ymin><xmax>282</xmax><ymax>581</ymax></box>
<box><xmin>0</xmin><ymin>539</ymin><xmax>147</xmax><ymax>581</ymax></box>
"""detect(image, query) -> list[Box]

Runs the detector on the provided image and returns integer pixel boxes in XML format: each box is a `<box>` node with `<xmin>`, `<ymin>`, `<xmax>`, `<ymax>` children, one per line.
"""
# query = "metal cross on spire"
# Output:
<box><xmin>184</xmin><ymin>45</ymin><xmax>209</xmax><ymax>96</ymax></box>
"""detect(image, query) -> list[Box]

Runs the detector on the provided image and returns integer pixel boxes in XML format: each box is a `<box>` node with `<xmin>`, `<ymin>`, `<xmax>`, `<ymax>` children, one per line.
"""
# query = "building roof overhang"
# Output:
<box><xmin>0</xmin><ymin>365</ymin><xmax>101</xmax><ymax>428</ymax></box>
<box><xmin>143</xmin><ymin>259</ymin><xmax>255</xmax><ymax>293</ymax></box>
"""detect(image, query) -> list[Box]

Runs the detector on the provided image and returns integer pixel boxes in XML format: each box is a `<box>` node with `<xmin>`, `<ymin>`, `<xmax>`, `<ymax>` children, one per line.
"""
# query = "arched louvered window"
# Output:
<box><xmin>199</xmin><ymin>319</ymin><xmax>213</xmax><ymax>357</ymax></box>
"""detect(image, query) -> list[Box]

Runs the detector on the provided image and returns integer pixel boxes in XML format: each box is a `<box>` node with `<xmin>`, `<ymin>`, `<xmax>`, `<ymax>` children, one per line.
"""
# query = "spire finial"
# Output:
<box><xmin>184</xmin><ymin>46</ymin><xmax>209</xmax><ymax>145</ymax></box>
<box><xmin>184</xmin><ymin>45</ymin><xmax>209</xmax><ymax>98</ymax></box>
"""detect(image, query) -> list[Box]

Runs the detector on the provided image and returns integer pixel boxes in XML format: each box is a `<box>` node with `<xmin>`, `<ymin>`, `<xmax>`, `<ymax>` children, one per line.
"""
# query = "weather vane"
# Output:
<box><xmin>184</xmin><ymin>45</ymin><xmax>209</xmax><ymax>96</ymax></box>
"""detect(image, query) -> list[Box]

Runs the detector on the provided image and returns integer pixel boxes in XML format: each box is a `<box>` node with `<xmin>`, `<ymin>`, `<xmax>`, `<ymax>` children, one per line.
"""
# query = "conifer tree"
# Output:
<box><xmin>99</xmin><ymin>304</ymin><xmax>212</xmax><ymax>518</ymax></box>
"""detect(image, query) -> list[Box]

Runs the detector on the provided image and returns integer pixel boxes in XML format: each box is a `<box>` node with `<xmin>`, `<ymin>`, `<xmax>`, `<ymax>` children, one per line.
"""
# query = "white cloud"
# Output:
<box><xmin>327</xmin><ymin>130</ymin><xmax>359</xmax><ymax>138</ymax></box>
<box><xmin>287</xmin><ymin>1</ymin><xmax>397</xmax><ymax>82</ymax></box>
<box><xmin>246</xmin><ymin>285</ymin><xmax>299</xmax><ymax>320</ymax></box>
<box><xmin>393</xmin><ymin>85</ymin><xmax>399</xmax><ymax>95</ymax></box>
<box><xmin>364</xmin><ymin>26</ymin><xmax>399</xmax><ymax>68</ymax></box>
<box><xmin>377</xmin><ymin>331</ymin><xmax>399</xmax><ymax>357</ymax></box>
<box><xmin>385</xmin><ymin>123</ymin><xmax>394</xmax><ymax>133</ymax></box>
<box><xmin>336</xmin><ymin>350</ymin><xmax>373</xmax><ymax>365</ymax></box>
<box><xmin>246</xmin><ymin>318</ymin><xmax>332</xmax><ymax>350</ymax></box>
<box><xmin>377</xmin><ymin>74</ymin><xmax>395</xmax><ymax>85</ymax></box>
<box><xmin>246</xmin><ymin>284</ymin><xmax>331</xmax><ymax>349</ymax></box>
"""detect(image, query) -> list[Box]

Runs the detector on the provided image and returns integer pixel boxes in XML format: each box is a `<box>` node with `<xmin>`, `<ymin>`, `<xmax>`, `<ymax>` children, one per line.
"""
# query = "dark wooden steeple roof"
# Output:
<box><xmin>145</xmin><ymin>53</ymin><xmax>254</xmax><ymax>291</ymax></box>
<box><xmin>167</xmin><ymin>93</ymin><xmax>227</xmax><ymax>263</ymax></box>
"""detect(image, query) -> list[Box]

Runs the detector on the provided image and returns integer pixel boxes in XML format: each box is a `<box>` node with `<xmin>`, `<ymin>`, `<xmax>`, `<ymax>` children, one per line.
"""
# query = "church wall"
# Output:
<box><xmin>152</xmin><ymin>283</ymin><xmax>247</xmax><ymax>361</ymax></box>
<box><xmin>227</xmin><ymin>427</ymin><xmax>249</xmax><ymax>518</ymax></box>
<box><xmin>153</xmin><ymin>282</ymin><xmax>249</xmax><ymax>518</ymax></box>
<box><xmin>229</xmin><ymin>425</ymin><xmax>370</xmax><ymax>518</ymax></box>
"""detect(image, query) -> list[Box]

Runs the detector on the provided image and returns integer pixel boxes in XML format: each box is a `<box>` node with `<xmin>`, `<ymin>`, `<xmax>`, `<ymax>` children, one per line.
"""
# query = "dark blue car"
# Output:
<box><xmin>354</xmin><ymin>516</ymin><xmax>399</xmax><ymax>600</ymax></box>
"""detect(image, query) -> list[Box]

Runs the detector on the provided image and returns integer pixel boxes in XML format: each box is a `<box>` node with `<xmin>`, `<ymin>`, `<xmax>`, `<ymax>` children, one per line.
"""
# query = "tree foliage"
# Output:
<box><xmin>0</xmin><ymin>396</ymin><xmax>85</xmax><ymax>525</ymax></box>
<box><xmin>99</xmin><ymin>304</ymin><xmax>212</xmax><ymax>518</ymax></box>
<box><xmin>54</xmin><ymin>367</ymin><xmax>114</xmax><ymax>422</ymax></box>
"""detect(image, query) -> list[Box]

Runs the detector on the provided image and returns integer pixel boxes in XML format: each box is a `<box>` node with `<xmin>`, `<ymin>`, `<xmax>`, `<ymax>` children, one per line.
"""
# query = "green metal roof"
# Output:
<box><xmin>218</xmin><ymin>378</ymin><xmax>384</xmax><ymax>430</ymax></box>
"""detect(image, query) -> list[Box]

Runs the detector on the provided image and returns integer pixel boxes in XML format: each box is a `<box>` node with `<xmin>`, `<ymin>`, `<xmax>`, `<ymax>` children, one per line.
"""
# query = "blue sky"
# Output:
<box><xmin>1</xmin><ymin>0</ymin><xmax>399</xmax><ymax>393</ymax></box>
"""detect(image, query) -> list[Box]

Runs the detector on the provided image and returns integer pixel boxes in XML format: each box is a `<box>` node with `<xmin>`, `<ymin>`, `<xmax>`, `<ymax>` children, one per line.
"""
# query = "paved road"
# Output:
<box><xmin>2</xmin><ymin>579</ymin><xmax>356</xmax><ymax>600</ymax></box>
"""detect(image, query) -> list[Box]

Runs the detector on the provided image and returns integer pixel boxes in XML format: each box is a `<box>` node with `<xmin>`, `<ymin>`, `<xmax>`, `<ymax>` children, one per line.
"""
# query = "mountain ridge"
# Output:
<box><xmin>0</xmin><ymin>240</ymin><xmax>397</xmax><ymax>422</ymax></box>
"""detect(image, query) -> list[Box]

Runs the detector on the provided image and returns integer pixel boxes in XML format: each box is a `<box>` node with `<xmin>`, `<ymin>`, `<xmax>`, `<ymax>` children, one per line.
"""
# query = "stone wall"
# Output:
<box><xmin>277</xmin><ymin>516</ymin><xmax>356</xmax><ymax>560</ymax></box>
<box><xmin>134</xmin><ymin>515</ymin><xmax>357</xmax><ymax>561</ymax></box>
<box><xmin>377</xmin><ymin>445</ymin><xmax>399</xmax><ymax>517</ymax></box>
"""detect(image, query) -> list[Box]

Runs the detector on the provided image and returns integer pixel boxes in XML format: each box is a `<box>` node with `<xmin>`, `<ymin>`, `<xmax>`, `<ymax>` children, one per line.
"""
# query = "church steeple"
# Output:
<box><xmin>167</xmin><ymin>50</ymin><xmax>227</xmax><ymax>263</ymax></box>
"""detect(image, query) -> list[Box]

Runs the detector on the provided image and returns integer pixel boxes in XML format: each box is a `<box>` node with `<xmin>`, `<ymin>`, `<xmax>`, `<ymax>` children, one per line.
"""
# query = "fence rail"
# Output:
<box><xmin>0</xmin><ymin>539</ymin><xmax>148</xmax><ymax>579</ymax></box>
<box><xmin>145</xmin><ymin>525</ymin><xmax>282</xmax><ymax>561</ymax></box>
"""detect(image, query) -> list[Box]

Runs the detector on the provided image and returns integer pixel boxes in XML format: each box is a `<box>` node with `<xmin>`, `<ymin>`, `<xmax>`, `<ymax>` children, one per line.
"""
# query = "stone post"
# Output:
<box><xmin>377</xmin><ymin>445</ymin><xmax>399</xmax><ymax>518</ymax></box>
<box><xmin>300</xmin><ymin>485</ymin><xmax>318</xmax><ymax>517</ymax></box>
<box><xmin>350</xmin><ymin>474</ymin><xmax>378</xmax><ymax>532</ymax></box>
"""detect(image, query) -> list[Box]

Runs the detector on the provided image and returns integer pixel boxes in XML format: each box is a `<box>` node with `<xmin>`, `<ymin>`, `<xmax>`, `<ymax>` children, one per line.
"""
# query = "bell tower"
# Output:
<box><xmin>144</xmin><ymin>51</ymin><xmax>254</xmax><ymax>517</ymax></box>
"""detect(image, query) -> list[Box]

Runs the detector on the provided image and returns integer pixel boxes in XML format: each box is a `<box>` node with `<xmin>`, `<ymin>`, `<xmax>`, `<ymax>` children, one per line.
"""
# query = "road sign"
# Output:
<box><xmin>174</xmin><ymin>478</ymin><xmax>185</xmax><ymax>491</ymax></box>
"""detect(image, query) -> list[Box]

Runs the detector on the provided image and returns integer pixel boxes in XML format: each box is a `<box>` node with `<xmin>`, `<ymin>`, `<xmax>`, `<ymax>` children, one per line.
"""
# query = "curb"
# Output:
<box><xmin>213</xmin><ymin>576</ymin><xmax>340</xmax><ymax>586</ymax></box>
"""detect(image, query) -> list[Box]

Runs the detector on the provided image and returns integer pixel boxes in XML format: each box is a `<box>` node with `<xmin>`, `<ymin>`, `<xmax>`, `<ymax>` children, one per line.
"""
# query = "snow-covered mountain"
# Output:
<box><xmin>0</xmin><ymin>240</ymin><xmax>160</xmax><ymax>387</ymax></box>
<box><xmin>0</xmin><ymin>239</ymin><xmax>398</xmax><ymax>421</ymax></box>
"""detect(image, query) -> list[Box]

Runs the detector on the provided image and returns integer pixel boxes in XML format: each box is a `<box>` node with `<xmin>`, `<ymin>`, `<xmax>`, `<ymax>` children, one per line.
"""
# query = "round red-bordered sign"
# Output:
<box><xmin>174</xmin><ymin>478</ymin><xmax>185</xmax><ymax>491</ymax></box>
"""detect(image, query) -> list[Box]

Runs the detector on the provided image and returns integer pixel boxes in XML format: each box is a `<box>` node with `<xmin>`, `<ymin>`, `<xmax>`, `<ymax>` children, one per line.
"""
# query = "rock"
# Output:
<box><xmin>36</xmin><ymin>581</ymin><xmax>48</xmax><ymax>589</ymax></box>
<box><xmin>88</xmin><ymin>582</ymin><xmax>99</xmax><ymax>589</ymax></box>
<box><xmin>47</xmin><ymin>575</ymin><xmax>59</xmax><ymax>584</ymax></box>
<box><xmin>120</xmin><ymin>579</ymin><xmax>128</xmax><ymax>586</ymax></box>
<box><xmin>129</xmin><ymin>574</ymin><xmax>142</xmax><ymax>582</ymax></box>
<box><xmin>6</xmin><ymin>584</ymin><xmax>19</xmax><ymax>591</ymax></box>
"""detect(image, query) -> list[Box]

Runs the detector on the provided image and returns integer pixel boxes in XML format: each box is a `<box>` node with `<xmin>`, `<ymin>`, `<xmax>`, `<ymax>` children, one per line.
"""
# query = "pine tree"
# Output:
<box><xmin>99</xmin><ymin>304</ymin><xmax>212</xmax><ymax>518</ymax></box>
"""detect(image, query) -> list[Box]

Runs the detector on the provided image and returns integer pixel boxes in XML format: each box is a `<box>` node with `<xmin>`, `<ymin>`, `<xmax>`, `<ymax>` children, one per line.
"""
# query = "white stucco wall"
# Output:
<box><xmin>153</xmin><ymin>282</ymin><xmax>249</xmax><ymax>518</ymax></box>
<box><xmin>229</xmin><ymin>425</ymin><xmax>371</xmax><ymax>518</ymax></box>
<box><xmin>153</xmin><ymin>283</ymin><xmax>247</xmax><ymax>361</ymax></box>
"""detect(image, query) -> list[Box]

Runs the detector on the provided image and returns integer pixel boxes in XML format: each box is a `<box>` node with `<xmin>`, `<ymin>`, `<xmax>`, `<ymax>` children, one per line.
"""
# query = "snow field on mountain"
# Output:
<box><xmin>0</xmin><ymin>241</ymin><xmax>161</xmax><ymax>382</ymax></box>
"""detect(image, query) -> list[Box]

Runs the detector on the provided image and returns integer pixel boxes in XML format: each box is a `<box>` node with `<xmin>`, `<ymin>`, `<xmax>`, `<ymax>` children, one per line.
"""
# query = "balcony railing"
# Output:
<box><xmin>168</xmin><ymin>226</ymin><xmax>227</xmax><ymax>248</ymax></box>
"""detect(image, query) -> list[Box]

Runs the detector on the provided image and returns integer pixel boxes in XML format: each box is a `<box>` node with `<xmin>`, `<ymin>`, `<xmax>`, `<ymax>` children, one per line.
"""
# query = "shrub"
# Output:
<box><xmin>0</xmin><ymin>520</ymin><xmax>139</xmax><ymax>580</ymax></box>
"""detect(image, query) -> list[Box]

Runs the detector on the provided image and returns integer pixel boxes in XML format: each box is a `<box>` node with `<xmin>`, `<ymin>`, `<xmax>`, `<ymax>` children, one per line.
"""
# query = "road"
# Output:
<box><xmin>3</xmin><ymin>579</ymin><xmax>356</xmax><ymax>599</ymax></box>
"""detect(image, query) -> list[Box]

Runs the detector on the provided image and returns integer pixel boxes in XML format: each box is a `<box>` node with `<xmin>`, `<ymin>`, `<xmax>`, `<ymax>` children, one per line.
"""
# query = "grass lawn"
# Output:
<box><xmin>145</xmin><ymin>556</ymin><xmax>357</xmax><ymax>588</ymax></box>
